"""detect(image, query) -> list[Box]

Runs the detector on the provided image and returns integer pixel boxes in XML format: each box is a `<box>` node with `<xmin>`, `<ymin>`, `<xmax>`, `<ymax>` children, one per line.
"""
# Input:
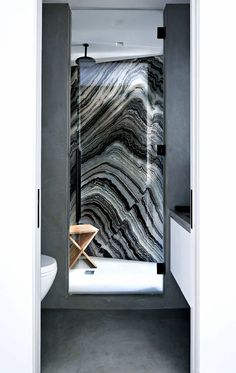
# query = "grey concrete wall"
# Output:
<box><xmin>164</xmin><ymin>4</ymin><xmax>190</xmax><ymax>303</ymax></box>
<box><xmin>164</xmin><ymin>4</ymin><xmax>190</xmax><ymax>211</ymax></box>
<box><xmin>41</xmin><ymin>4</ymin><xmax>71</xmax><ymax>308</ymax></box>
<box><xmin>42</xmin><ymin>4</ymin><xmax>189</xmax><ymax>309</ymax></box>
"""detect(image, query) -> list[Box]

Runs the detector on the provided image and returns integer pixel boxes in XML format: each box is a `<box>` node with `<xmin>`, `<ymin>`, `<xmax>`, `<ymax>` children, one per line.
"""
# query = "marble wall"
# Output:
<box><xmin>70</xmin><ymin>67</ymin><xmax>79</xmax><ymax>225</ymax></box>
<box><xmin>70</xmin><ymin>57</ymin><xmax>164</xmax><ymax>262</ymax></box>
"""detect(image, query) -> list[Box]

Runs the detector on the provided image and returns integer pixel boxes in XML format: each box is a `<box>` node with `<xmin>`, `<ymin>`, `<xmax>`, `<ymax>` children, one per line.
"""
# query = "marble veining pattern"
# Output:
<box><xmin>70</xmin><ymin>67</ymin><xmax>79</xmax><ymax>225</ymax></box>
<box><xmin>71</xmin><ymin>57</ymin><xmax>164</xmax><ymax>262</ymax></box>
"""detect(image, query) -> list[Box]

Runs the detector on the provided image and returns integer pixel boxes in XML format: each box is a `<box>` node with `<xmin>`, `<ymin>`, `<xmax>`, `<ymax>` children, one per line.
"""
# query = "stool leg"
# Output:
<box><xmin>69</xmin><ymin>236</ymin><xmax>97</xmax><ymax>269</ymax></box>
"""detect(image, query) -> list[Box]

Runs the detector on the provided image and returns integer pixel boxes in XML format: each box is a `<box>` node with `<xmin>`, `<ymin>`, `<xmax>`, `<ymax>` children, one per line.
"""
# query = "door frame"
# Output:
<box><xmin>190</xmin><ymin>0</ymin><xmax>199</xmax><ymax>372</ymax></box>
<box><xmin>35</xmin><ymin>1</ymin><xmax>200</xmax><ymax>372</ymax></box>
<box><xmin>35</xmin><ymin>0</ymin><xmax>42</xmax><ymax>372</ymax></box>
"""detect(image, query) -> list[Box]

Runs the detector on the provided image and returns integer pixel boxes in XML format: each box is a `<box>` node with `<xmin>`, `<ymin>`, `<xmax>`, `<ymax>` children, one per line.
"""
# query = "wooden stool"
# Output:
<box><xmin>69</xmin><ymin>224</ymin><xmax>99</xmax><ymax>269</ymax></box>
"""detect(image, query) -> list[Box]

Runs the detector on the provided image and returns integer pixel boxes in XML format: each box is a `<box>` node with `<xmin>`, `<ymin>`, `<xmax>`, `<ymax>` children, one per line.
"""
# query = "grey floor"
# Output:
<box><xmin>41</xmin><ymin>309</ymin><xmax>190</xmax><ymax>373</ymax></box>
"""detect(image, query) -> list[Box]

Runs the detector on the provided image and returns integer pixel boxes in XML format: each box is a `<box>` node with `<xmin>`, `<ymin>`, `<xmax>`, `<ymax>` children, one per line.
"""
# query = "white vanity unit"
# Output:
<box><xmin>170</xmin><ymin>211</ymin><xmax>193</xmax><ymax>306</ymax></box>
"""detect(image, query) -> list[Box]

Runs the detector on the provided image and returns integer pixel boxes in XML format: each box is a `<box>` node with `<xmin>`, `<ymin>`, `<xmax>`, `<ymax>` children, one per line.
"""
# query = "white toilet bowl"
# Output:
<box><xmin>41</xmin><ymin>255</ymin><xmax>57</xmax><ymax>301</ymax></box>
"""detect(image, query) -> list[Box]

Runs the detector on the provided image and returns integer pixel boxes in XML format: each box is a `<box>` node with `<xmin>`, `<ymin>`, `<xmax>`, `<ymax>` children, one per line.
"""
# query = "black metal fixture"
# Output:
<box><xmin>157</xmin><ymin>27</ymin><xmax>166</xmax><ymax>39</ymax></box>
<box><xmin>157</xmin><ymin>144</ymin><xmax>166</xmax><ymax>156</ymax></box>
<box><xmin>75</xmin><ymin>43</ymin><xmax>96</xmax><ymax>67</ymax></box>
<box><xmin>157</xmin><ymin>263</ymin><xmax>166</xmax><ymax>274</ymax></box>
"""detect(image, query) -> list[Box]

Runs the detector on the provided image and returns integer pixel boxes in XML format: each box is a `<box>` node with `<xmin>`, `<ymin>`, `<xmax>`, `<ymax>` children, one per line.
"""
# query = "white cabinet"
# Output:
<box><xmin>170</xmin><ymin>218</ymin><xmax>193</xmax><ymax>306</ymax></box>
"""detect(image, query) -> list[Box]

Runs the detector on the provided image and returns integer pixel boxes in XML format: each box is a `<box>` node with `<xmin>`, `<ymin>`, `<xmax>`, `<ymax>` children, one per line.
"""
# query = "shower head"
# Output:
<box><xmin>75</xmin><ymin>43</ymin><xmax>96</xmax><ymax>67</ymax></box>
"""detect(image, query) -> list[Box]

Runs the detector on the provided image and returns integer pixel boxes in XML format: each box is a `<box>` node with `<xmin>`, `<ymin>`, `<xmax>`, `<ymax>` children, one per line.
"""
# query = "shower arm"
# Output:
<box><xmin>83</xmin><ymin>43</ymin><xmax>89</xmax><ymax>57</ymax></box>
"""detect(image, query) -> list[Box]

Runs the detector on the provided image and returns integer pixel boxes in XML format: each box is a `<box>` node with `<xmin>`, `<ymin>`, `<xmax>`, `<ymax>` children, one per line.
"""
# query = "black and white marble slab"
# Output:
<box><xmin>70</xmin><ymin>57</ymin><xmax>164</xmax><ymax>262</ymax></box>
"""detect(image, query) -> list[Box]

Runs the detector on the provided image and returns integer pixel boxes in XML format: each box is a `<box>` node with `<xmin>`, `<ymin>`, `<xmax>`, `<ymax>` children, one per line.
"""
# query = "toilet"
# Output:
<box><xmin>41</xmin><ymin>255</ymin><xmax>57</xmax><ymax>301</ymax></box>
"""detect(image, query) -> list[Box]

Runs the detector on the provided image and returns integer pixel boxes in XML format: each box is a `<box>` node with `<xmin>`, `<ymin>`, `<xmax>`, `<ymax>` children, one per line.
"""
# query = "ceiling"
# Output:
<box><xmin>71</xmin><ymin>9</ymin><xmax>163</xmax><ymax>64</ymax></box>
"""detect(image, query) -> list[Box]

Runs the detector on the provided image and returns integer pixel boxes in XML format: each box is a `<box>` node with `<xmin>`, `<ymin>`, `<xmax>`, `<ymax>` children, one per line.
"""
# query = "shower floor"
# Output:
<box><xmin>69</xmin><ymin>256</ymin><xmax>163</xmax><ymax>294</ymax></box>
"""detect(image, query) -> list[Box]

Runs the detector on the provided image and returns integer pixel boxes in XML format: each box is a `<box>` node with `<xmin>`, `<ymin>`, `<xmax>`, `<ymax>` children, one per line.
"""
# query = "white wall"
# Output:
<box><xmin>0</xmin><ymin>1</ymin><xmax>41</xmax><ymax>372</ymax></box>
<box><xmin>197</xmin><ymin>0</ymin><xmax>236</xmax><ymax>372</ymax></box>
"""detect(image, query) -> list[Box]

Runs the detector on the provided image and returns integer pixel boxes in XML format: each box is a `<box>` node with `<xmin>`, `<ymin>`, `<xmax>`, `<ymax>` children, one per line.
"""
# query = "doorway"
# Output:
<box><xmin>42</xmin><ymin>2</ymin><xmax>192</xmax><ymax>372</ymax></box>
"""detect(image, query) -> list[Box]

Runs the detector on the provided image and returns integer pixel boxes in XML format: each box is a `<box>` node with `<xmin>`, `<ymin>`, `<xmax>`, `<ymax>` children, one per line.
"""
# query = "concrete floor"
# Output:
<box><xmin>41</xmin><ymin>309</ymin><xmax>190</xmax><ymax>373</ymax></box>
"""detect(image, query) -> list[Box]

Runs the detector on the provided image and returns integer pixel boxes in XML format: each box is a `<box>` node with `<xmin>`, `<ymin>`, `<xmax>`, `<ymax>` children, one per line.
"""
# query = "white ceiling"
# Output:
<box><xmin>43</xmin><ymin>0</ymin><xmax>189</xmax><ymax>10</ymax></box>
<box><xmin>71</xmin><ymin>9</ymin><xmax>163</xmax><ymax>64</ymax></box>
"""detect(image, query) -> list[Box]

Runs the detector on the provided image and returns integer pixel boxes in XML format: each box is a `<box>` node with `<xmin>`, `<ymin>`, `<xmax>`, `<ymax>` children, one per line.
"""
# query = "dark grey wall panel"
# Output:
<box><xmin>164</xmin><ymin>4</ymin><xmax>190</xmax><ymax>303</ymax></box>
<box><xmin>41</xmin><ymin>4</ymin><xmax>71</xmax><ymax>308</ymax></box>
<box><xmin>164</xmin><ymin>4</ymin><xmax>190</xmax><ymax>211</ymax></box>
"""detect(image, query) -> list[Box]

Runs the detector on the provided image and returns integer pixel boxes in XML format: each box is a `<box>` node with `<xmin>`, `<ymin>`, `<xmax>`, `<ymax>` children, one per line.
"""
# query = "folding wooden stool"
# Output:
<box><xmin>69</xmin><ymin>224</ymin><xmax>99</xmax><ymax>269</ymax></box>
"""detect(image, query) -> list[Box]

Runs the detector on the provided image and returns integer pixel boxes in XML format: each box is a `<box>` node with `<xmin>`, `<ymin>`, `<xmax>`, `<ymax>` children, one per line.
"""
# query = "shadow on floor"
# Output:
<box><xmin>41</xmin><ymin>309</ymin><xmax>190</xmax><ymax>373</ymax></box>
